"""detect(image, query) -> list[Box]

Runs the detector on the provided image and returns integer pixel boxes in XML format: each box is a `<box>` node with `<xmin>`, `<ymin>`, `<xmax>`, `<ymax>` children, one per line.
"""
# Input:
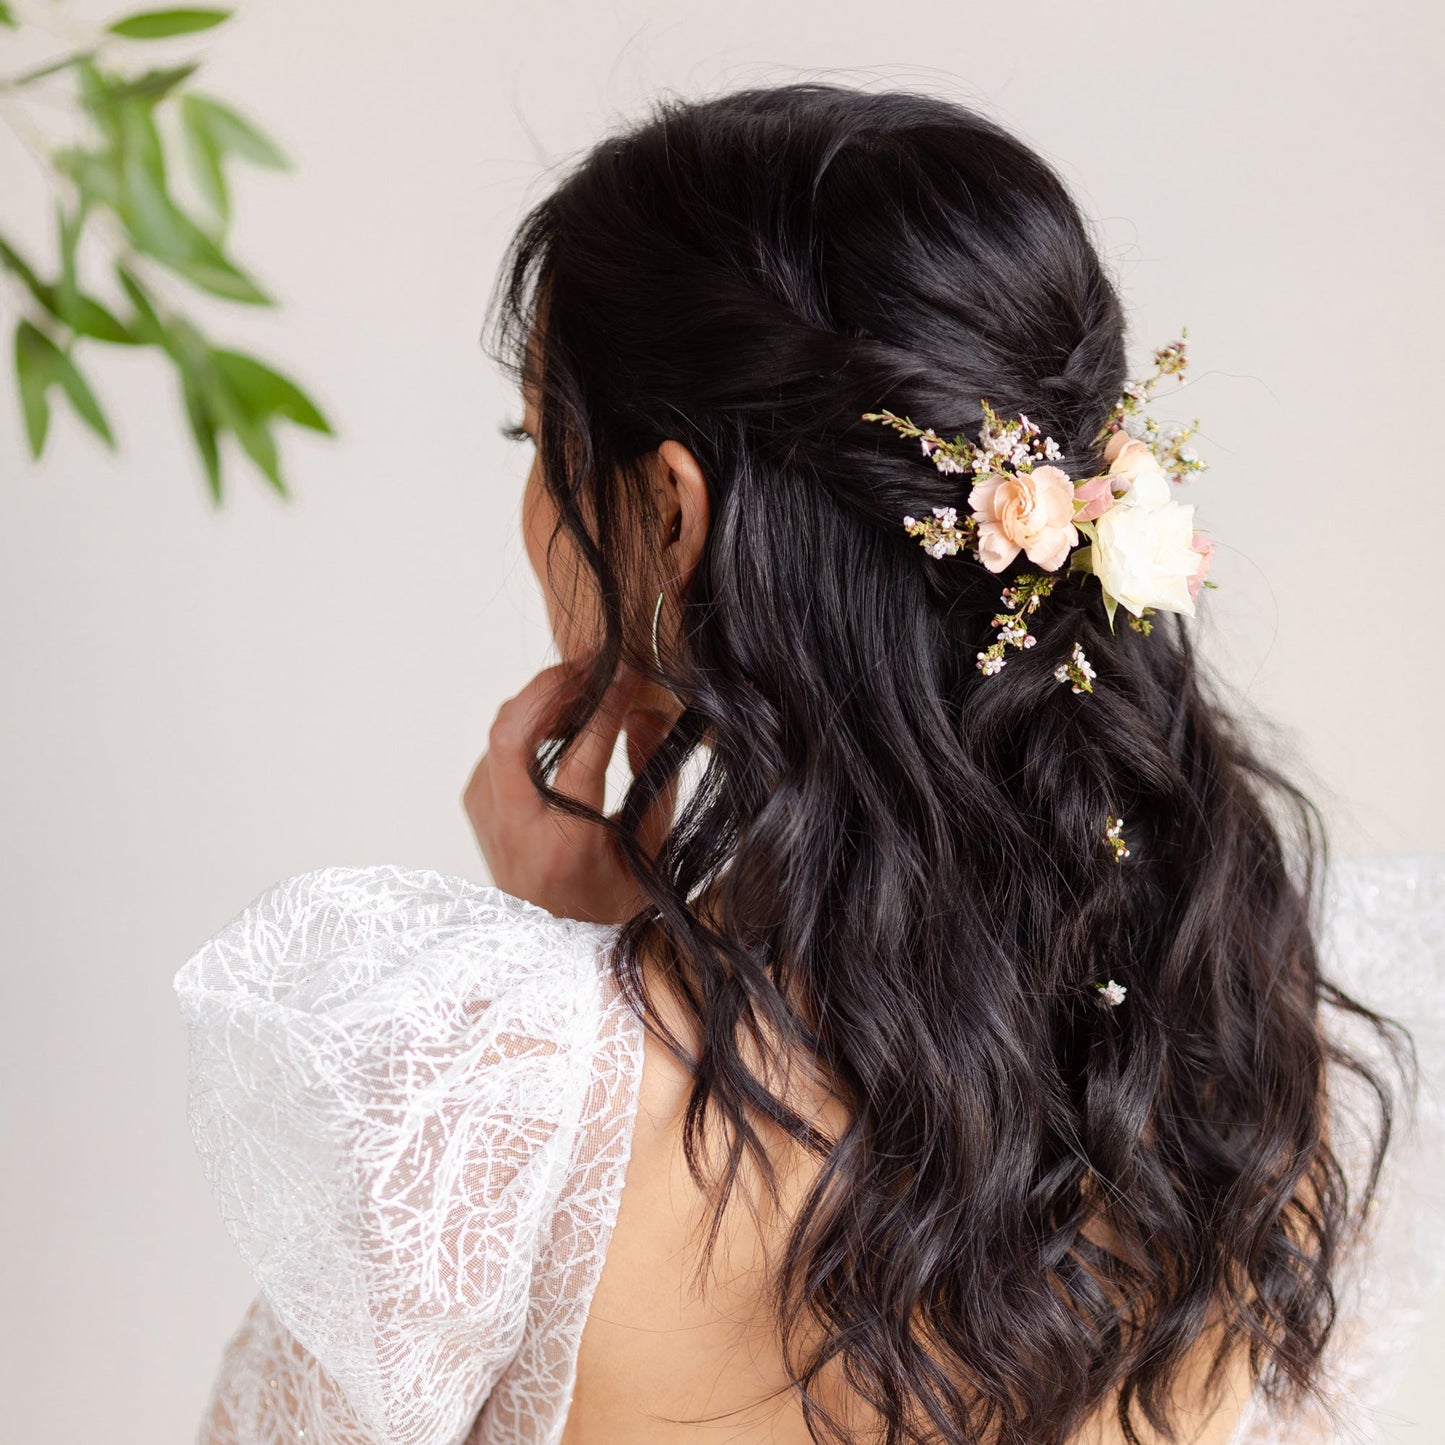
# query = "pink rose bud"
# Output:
<box><xmin>1073</xmin><ymin>474</ymin><xmax>1115</xmax><ymax>521</ymax></box>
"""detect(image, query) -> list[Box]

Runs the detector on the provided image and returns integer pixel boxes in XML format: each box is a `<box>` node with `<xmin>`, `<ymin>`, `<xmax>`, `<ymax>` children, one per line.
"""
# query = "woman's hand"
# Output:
<box><xmin>462</xmin><ymin>661</ymin><xmax>678</xmax><ymax>923</ymax></box>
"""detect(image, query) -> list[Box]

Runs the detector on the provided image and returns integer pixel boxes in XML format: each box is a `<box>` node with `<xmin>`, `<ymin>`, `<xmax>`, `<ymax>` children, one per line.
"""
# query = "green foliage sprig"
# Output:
<box><xmin>0</xmin><ymin>4</ymin><xmax>333</xmax><ymax>501</ymax></box>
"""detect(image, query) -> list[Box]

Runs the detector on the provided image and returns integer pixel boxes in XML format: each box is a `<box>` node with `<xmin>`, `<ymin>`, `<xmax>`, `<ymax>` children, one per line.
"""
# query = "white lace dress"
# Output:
<box><xmin>173</xmin><ymin>854</ymin><xmax>1445</xmax><ymax>1445</ymax></box>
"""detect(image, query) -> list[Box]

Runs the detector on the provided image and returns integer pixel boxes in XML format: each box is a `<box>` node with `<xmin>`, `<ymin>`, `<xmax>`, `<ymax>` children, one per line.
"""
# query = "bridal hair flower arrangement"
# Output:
<box><xmin>864</xmin><ymin>335</ymin><xmax>1217</xmax><ymax>1009</ymax></box>
<box><xmin>864</xmin><ymin>331</ymin><xmax>1216</xmax><ymax>688</ymax></box>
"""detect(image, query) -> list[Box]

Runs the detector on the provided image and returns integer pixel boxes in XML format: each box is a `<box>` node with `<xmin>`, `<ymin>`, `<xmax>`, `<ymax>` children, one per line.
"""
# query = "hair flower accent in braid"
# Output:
<box><xmin>865</xmin><ymin>330</ymin><xmax>1216</xmax><ymax>681</ymax></box>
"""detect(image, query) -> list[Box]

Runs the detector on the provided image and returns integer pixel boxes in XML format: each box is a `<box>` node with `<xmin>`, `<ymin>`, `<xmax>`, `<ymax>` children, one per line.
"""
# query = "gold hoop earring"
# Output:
<box><xmin>650</xmin><ymin>589</ymin><xmax>665</xmax><ymax>670</ymax></box>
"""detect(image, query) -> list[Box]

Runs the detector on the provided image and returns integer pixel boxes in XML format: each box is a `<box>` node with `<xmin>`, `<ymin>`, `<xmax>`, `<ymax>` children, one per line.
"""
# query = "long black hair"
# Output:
<box><xmin>484</xmin><ymin>82</ymin><xmax>1414</xmax><ymax>1445</ymax></box>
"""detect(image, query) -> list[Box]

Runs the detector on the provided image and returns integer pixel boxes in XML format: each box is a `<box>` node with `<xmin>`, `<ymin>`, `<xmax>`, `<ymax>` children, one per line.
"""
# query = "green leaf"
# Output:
<box><xmin>0</xmin><ymin>4</ymin><xmax>17</xmax><ymax>29</ymax></box>
<box><xmin>56</xmin><ymin>199</ymin><xmax>82</xmax><ymax>324</ymax></box>
<box><xmin>1101</xmin><ymin>587</ymin><xmax>1120</xmax><ymax>634</ymax></box>
<box><xmin>12</xmin><ymin>321</ymin><xmax>116</xmax><ymax>454</ymax></box>
<box><xmin>0</xmin><ymin>229</ymin><xmax>136</xmax><ymax>343</ymax></box>
<box><xmin>163</xmin><ymin>314</ymin><xmax>212</xmax><ymax>372</ymax></box>
<box><xmin>164</xmin><ymin>319</ymin><xmax>293</xmax><ymax>496</ymax></box>
<box><xmin>168</xmin><ymin>315</ymin><xmax>234</xmax><ymax>421</ymax></box>
<box><xmin>106</xmin><ymin>8</ymin><xmax>231</xmax><ymax>40</ymax></box>
<box><xmin>40</xmin><ymin>283</ymin><xmax>137</xmax><ymax>344</ymax></box>
<box><xmin>233</xmin><ymin>412</ymin><xmax>287</xmax><ymax>496</ymax></box>
<box><xmin>112</xmin><ymin>102</ymin><xmax>274</xmax><ymax>304</ymax></box>
<box><xmin>15</xmin><ymin>322</ymin><xmax>54</xmax><ymax>457</ymax></box>
<box><xmin>179</xmin><ymin>370</ymin><xmax>223</xmax><ymax>502</ymax></box>
<box><xmin>69</xmin><ymin>295</ymin><xmax>137</xmax><ymax>344</ymax></box>
<box><xmin>0</xmin><ymin>232</ymin><xmax>46</xmax><ymax>300</ymax></box>
<box><xmin>52</xmin><ymin>348</ymin><xmax>117</xmax><ymax>448</ymax></box>
<box><xmin>182</xmin><ymin>92</ymin><xmax>290</xmax><ymax>169</ymax></box>
<box><xmin>75</xmin><ymin>60</ymin><xmax>122</xmax><ymax>143</ymax></box>
<box><xmin>83</xmin><ymin>62</ymin><xmax>200</xmax><ymax>107</ymax></box>
<box><xmin>114</xmin><ymin>262</ymin><xmax>166</xmax><ymax>344</ymax></box>
<box><xmin>52</xmin><ymin>146</ymin><xmax>124</xmax><ymax>213</ymax></box>
<box><xmin>212</xmin><ymin>348</ymin><xmax>331</xmax><ymax>432</ymax></box>
<box><xmin>113</xmin><ymin>98</ymin><xmax>179</xmax><ymax>252</ymax></box>
<box><xmin>172</xmin><ymin>250</ymin><xmax>272</xmax><ymax>303</ymax></box>
<box><xmin>178</xmin><ymin>94</ymin><xmax>229</xmax><ymax>224</ymax></box>
<box><xmin>56</xmin><ymin>203</ymin><xmax>137</xmax><ymax>343</ymax></box>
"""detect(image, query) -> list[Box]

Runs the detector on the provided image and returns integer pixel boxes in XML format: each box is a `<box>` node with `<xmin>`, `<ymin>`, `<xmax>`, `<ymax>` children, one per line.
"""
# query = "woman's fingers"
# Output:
<box><xmin>552</xmin><ymin>668</ymin><xmax>634</xmax><ymax>814</ymax></box>
<box><xmin>468</xmin><ymin>658</ymin><xmax>680</xmax><ymax>919</ymax></box>
<box><xmin>484</xmin><ymin>661</ymin><xmax>585</xmax><ymax>818</ymax></box>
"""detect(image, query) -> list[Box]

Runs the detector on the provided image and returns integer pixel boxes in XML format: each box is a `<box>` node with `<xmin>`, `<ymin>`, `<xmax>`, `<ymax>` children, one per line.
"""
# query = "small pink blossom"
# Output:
<box><xmin>1072</xmin><ymin>473</ymin><xmax>1115</xmax><ymax>521</ymax></box>
<box><xmin>968</xmin><ymin>464</ymin><xmax>1079</xmax><ymax>573</ymax></box>
<box><xmin>1187</xmin><ymin>531</ymin><xmax>1216</xmax><ymax>599</ymax></box>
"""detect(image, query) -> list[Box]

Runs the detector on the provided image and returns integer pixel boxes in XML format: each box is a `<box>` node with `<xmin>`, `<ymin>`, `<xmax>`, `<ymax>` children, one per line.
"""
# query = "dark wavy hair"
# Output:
<box><xmin>483</xmin><ymin>83</ymin><xmax>1415</xmax><ymax>1445</ymax></box>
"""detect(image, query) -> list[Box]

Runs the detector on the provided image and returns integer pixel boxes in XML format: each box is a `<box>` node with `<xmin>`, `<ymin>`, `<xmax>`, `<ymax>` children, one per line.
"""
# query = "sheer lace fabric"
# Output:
<box><xmin>174</xmin><ymin>867</ymin><xmax>642</xmax><ymax>1445</ymax></box>
<box><xmin>175</xmin><ymin>854</ymin><xmax>1445</xmax><ymax>1445</ymax></box>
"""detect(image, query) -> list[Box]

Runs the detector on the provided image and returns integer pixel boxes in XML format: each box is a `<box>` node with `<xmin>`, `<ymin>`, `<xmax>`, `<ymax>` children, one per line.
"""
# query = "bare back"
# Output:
<box><xmin>564</xmin><ymin>962</ymin><xmax>1257</xmax><ymax>1445</ymax></box>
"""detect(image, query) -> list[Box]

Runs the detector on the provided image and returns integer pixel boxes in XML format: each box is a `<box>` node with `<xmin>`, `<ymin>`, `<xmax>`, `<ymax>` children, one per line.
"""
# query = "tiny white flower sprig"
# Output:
<box><xmin>975</xmin><ymin>573</ymin><xmax>1055</xmax><ymax>675</ymax></box>
<box><xmin>1095</xmin><ymin>979</ymin><xmax>1128</xmax><ymax>1007</ymax></box>
<box><xmin>899</xmin><ymin>503</ymin><xmax>974</xmax><ymax>560</ymax></box>
<box><xmin>866</xmin><ymin>396</ymin><xmax>1064</xmax><ymax>486</ymax></box>
<box><xmin>1103</xmin><ymin>814</ymin><xmax>1129</xmax><ymax>862</ymax></box>
<box><xmin>1094</xmin><ymin>333</ymin><xmax>1209</xmax><ymax>488</ymax></box>
<box><xmin>1053</xmin><ymin>641</ymin><xmax>1097</xmax><ymax>694</ymax></box>
<box><xmin>865</xmin><ymin>330</ymin><xmax>1218</xmax><ymax>679</ymax></box>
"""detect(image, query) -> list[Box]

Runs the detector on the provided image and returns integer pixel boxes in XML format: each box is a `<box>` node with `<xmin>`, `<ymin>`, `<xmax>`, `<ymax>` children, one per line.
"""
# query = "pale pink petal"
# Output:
<box><xmin>1032</xmin><ymin>466</ymin><xmax>1075</xmax><ymax>526</ymax></box>
<box><xmin>975</xmin><ymin>520</ymin><xmax>1021</xmax><ymax>573</ymax></box>
<box><xmin>1025</xmin><ymin>521</ymin><xmax>1078</xmax><ymax>572</ymax></box>
<box><xmin>1030</xmin><ymin>464</ymin><xmax>1072</xmax><ymax>490</ymax></box>
<box><xmin>967</xmin><ymin>475</ymin><xmax>1004</xmax><ymax>519</ymax></box>
<box><xmin>1187</xmin><ymin>531</ymin><xmax>1216</xmax><ymax>599</ymax></box>
<box><xmin>995</xmin><ymin>476</ymin><xmax>1037</xmax><ymax>546</ymax></box>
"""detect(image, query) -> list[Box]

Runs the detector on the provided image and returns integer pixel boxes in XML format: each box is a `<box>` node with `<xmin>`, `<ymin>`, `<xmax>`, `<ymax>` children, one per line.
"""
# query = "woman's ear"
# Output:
<box><xmin>654</xmin><ymin>438</ymin><xmax>710</xmax><ymax>590</ymax></box>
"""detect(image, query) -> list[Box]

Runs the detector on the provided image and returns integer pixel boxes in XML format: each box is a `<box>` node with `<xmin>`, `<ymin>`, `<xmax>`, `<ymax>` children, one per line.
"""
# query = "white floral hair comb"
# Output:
<box><xmin>864</xmin><ymin>331</ymin><xmax>1215</xmax><ymax>686</ymax></box>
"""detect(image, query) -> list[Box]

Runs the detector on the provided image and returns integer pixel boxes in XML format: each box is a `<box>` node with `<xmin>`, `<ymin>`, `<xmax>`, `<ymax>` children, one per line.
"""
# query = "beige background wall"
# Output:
<box><xmin>1</xmin><ymin>1</ymin><xmax>1441</xmax><ymax>1440</ymax></box>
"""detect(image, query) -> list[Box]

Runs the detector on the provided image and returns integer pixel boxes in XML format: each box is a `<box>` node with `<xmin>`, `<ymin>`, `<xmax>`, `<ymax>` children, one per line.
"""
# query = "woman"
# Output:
<box><xmin>174</xmin><ymin>84</ymin><xmax>1443</xmax><ymax>1445</ymax></box>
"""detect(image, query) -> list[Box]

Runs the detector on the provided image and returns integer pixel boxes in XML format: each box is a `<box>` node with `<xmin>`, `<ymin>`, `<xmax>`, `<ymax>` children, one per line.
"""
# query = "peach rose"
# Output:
<box><xmin>1101</xmin><ymin>427</ymin><xmax>1132</xmax><ymax>464</ymax></box>
<box><xmin>967</xmin><ymin>464</ymin><xmax>1079</xmax><ymax>573</ymax></box>
<box><xmin>1187</xmin><ymin>531</ymin><xmax>1216</xmax><ymax>599</ymax></box>
<box><xmin>1104</xmin><ymin>432</ymin><xmax>1166</xmax><ymax>494</ymax></box>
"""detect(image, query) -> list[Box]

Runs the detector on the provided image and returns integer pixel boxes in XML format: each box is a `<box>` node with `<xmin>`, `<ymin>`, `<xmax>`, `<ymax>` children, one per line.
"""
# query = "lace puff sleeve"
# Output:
<box><xmin>172</xmin><ymin>864</ymin><xmax>639</xmax><ymax>1445</ymax></box>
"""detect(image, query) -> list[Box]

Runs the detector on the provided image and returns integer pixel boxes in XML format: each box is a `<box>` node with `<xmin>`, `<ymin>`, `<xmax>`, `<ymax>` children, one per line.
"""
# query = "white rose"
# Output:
<box><xmin>1091</xmin><ymin>469</ymin><xmax>1199</xmax><ymax>617</ymax></box>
